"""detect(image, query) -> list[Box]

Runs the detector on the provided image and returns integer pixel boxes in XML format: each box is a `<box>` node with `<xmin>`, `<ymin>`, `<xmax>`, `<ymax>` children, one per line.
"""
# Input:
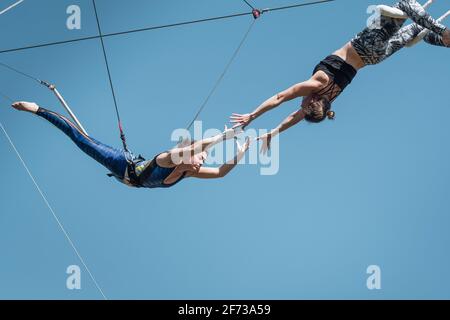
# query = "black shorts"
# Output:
<box><xmin>313</xmin><ymin>55</ymin><xmax>357</xmax><ymax>92</ymax></box>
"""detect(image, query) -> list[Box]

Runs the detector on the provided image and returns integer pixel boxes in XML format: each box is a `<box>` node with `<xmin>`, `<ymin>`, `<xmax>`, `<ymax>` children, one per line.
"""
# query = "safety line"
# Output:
<box><xmin>0</xmin><ymin>0</ymin><xmax>335</xmax><ymax>55</ymax></box>
<box><xmin>242</xmin><ymin>0</ymin><xmax>255</xmax><ymax>10</ymax></box>
<box><xmin>0</xmin><ymin>13</ymin><xmax>251</xmax><ymax>55</ymax></box>
<box><xmin>0</xmin><ymin>61</ymin><xmax>41</xmax><ymax>83</ymax></box>
<box><xmin>91</xmin><ymin>0</ymin><xmax>128</xmax><ymax>150</ymax></box>
<box><xmin>1</xmin><ymin>1</ymin><xmax>107</xmax><ymax>300</ymax></box>
<box><xmin>263</xmin><ymin>0</ymin><xmax>334</xmax><ymax>13</ymax></box>
<box><xmin>186</xmin><ymin>19</ymin><xmax>256</xmax><ymax>130</ymax></box>
<box><xmin>0</xmin><ymin>119</ymin><xmax>108</xmax><ymax>300</ymax></box>
<box><xmin>0</xmin><ymin>0</ymin><xmax>24</xmax><ymax>16</ymax></box>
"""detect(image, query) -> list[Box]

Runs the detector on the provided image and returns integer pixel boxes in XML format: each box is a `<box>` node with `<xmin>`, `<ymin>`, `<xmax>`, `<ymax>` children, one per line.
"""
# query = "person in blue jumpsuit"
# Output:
<box><xmin>11</xmin><ymin>101</ymin><xmax>250</xmax><ymax>189</ymax></box>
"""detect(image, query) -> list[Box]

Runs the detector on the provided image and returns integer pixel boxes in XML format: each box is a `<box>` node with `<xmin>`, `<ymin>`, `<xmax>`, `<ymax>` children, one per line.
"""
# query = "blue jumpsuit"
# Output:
<box><xmin>36</xmin><ymin>108</ymin><xmax>185</xmax><ymax>188</ymax></box>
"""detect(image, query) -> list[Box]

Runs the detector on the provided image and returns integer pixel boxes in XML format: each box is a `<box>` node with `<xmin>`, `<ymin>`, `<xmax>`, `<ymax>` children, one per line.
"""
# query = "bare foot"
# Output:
<box><xmin>11</xmin><ymin>101</ymin><xmax>39</xmax><ymax>113</ymax></box>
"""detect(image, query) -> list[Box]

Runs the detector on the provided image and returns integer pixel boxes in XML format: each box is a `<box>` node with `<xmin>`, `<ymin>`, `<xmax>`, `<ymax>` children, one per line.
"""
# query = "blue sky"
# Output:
<box><xmin>0</xmin><ymin>0</ymin><xmax>449</xmax><ymax>299</ymax></box>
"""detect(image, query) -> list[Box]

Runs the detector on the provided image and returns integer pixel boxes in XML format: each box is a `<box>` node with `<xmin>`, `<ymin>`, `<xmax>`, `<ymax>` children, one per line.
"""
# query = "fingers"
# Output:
<box><xmin>235</xmin><ymin>139</ymin><xmax>242</xmax><ymax>150</ymax></box>
<box><xmin>260</xmin><ymin>144</ymin><xmax>266</xmax><ymax>155</ymax></box>
<box><xmin>262</xmin><ymin>144</ymin><xmax>270</xmax><ymax>155</ymax></box>
<box><xmin>11</xmin><ymin>102</ymin><xmax>22</xmax><ymax>109</ymax></box>
<box><xmin>244</xmin><ymin>137</ymin><xmax>252</xmax><ymax>150</ymax></box>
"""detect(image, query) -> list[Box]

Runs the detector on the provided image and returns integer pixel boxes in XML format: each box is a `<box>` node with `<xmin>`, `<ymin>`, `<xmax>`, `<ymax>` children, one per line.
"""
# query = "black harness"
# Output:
<box><xmin>107</xmin><ymin>155</ymin><xmax>147</xmax><ymax>188</ymax></box>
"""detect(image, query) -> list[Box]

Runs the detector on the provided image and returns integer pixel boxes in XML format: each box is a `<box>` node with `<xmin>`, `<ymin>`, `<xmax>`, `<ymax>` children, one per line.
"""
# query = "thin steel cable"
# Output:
<box><xmin>242</xmin><ymin>0</ymin><xmax>255</xmax><ymax>10</ymax></box>
<box><xmin>0</xmin><ymin>61</ymin><xmax>41</xmax><ymax>83</ymax></box>
<box><xmin>92</xmin><ymin>0</ymin><xmax>130</xmax><ymax>150</ymax></box>
<box><xmin>187</xmin><ymin>19</ymin><xmax>256</xmax><ymax>130</ymax></box>
<box><xmin>0</xmin><ymin>0</ymin><xmax>336</xmax><ymax>55</ymax></box>
<box><xmin>0</xmin><ymin>120</ymin><xmax>108</xmax><ymax>300</ymax></box>
<box><xmin>0</xmin><ymin>12</ymin><xmax>252</xmax><ymax>55</ymax></box>
<box><xmin>0</xmin><ymin>0</ymin><xmax>25</xmax><ymax>15</ymax></box>
<box><xmin>263</xmin><ymin>0</ymin><xmax>334</xmax><ymax>13</ymax></box>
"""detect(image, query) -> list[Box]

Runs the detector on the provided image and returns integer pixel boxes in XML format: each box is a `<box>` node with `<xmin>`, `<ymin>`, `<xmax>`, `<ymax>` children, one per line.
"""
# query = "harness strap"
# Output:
<box><xmin>135</xmin><ymin>158</ymin><xmax>157</xmax><ymax>185</ymax></box>
<box><xmin>107</xmin><ymin>154</ymin><xmax>146</xmax><ymax>188</ymax></box>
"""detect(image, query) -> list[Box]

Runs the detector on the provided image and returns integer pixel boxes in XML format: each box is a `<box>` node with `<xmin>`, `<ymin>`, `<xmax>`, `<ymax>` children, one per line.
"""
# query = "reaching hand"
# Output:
<box><xmin>257</xmin><ymin>133</ymin><xmax>272</xmax><ymax>155</ymax></box>
<box><xmin>230</xmin><ymin>113</ymin><xmax>253</xmax><ymax>129</ymax></box>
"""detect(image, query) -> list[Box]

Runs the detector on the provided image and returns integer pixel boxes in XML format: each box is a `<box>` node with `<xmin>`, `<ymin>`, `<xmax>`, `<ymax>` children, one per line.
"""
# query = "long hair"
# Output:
<box><xmin>303</xmin><ymin>97</ymin><xmax>335</xmax><ymax>123</ymax></box>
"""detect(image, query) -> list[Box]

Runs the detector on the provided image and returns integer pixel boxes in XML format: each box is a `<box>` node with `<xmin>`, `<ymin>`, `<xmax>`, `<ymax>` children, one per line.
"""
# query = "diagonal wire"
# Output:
<box><xmin>0</xmin><ymin>35</ymin><xmax>102</xmax><ymax>55</ymax></box>
<box><xmin>0</xmin><ymin>61</ymin><xmax>41</xmax><ymax>83</ymax></box>
<box><xmin>0</xmin><ymin>120</ymin><xmax>108</xmax><ymax>300</ymax></box>
<box><xmin>0</xmin><ymin>0</ymin><xmax>25</xmax><ymax>15</ymax></box>
<box><xmin>186</xmin><ymin>19</ymin><xmax>256</xmax><ymax>130</ymax></box>
<box><xmin>242</xmin><ymin>0</ymin><xmax>255</xmax><ymax>10</ymax></box>
<box><xmin>92</xmin><ymin>0</ymin><xmax>131</xmax><ymax>151</ymax></box>
<box><xmin>0</xmin><ymin>0</ymin><xmax>336</xmax><ymax>55</ymax></box>
<box><xmin>263</xmin><ymin>0</ymin><xmax>334</xmax><ymax>13</ymax></box>
<box><xmin>0</xmin><ymin>12</ymin><xmax>252</xmax><ymax>55</ymax></box>
<box><xmin>91</xmin><ymin>1</ymin><xmax>122</xmax><ymax>132</ymax></box>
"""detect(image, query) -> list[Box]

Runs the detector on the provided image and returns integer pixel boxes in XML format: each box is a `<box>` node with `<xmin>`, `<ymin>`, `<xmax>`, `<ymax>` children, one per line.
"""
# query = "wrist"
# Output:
<box><xmin>222</xmin><ymin>129</ymin><xmax>234</xmax><ymax>140</ymax></box>
<box><xmin>270</xmin><ymin>129</ymin><xmax>280</xmax><ymax>137</ymax></box>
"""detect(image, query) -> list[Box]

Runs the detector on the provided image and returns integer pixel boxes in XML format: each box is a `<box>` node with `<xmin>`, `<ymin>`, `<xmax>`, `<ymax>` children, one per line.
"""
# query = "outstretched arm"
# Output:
<box><xmin>230</xmin><ymin>78</ymin><xmax>325</xmax><ymax>128</ymax></box>
<box><xmin>158</xmin><ymin>127</ymin><xmax>239</xmax><ymax>167</ymax></box>
<box><xmin>258</xmin><ymin>109</ymin><xmax>305</xmax><ymax>154</ymax></box>
<box><xmin>189</xmin><ymin>138</ymin><xmax>251</xmax><ymax>179</ymax></box>
<box><xmin>397</xmin><ymin>0</ymin><xmax>447</xmax><ymax>35</ymax></box>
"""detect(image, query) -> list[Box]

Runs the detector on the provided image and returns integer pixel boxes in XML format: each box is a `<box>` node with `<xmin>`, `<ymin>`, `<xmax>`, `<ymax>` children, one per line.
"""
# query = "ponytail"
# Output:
<box><xmin>326</xmin><ymin>110</ymin><xmax>335</xmax><ymax>120</ymax></box>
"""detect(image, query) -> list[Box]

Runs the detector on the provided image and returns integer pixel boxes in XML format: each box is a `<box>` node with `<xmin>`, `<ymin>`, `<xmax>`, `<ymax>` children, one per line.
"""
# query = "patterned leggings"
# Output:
<box><xmin>386</xmin><ymin>22</ymin><xmax>447</xmax><ymax>59</ymax></box>
<box><xmin>351</xmin><ymin>0</ymin><xmax>448</xmax><ymax>65</ymax></box>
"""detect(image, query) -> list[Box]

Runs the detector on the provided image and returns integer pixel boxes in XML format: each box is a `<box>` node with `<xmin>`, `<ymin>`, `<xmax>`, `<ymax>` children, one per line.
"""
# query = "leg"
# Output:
<box><xmin>422</xmin><ymin>31</ymin><xmax>450</xmax><ymax>47</ymax></box>
<box><xmin>384</xmin><ymin>23</ymin><xmax>425</xmax><ymax>59</ymax></box>
<box><xmin>13</xmin><ymin>102</ymin><xmax>128</xmax><ymax>177</ymax></box>
<box><xmin>396</xmin><ymin>0</ymin><xmax>447</xmax><ymax>35</ymax></box>
<box><xmin>421</xmin><ymin>10</ymin><xmax>450</xmax><ymax>47</ymax></box>
<box><xmin>379</xmin><ymin>1</ymin><xmax>433</xmax><ymax>19</ymax></box>
<box><xmin>407</xmin><ymin>10</ymin><xmax>450</xmax><ymax>47</ymax></box>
